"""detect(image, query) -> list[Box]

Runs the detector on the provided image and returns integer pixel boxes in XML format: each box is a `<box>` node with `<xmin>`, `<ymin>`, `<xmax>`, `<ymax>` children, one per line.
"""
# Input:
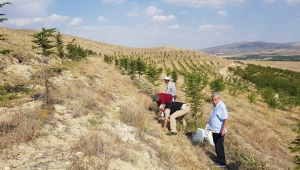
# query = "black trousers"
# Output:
<box><xmin>212</xmin><ymin>133</ymin><xmax>226</xmax><ymax>165</ymax></box>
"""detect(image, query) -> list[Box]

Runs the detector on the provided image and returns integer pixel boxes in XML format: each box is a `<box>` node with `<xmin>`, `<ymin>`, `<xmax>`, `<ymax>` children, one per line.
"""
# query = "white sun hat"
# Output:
<box><xmin>164</xmin><ymin>76</ymin><xmax>170</xmax><ymax>80</ymax></box>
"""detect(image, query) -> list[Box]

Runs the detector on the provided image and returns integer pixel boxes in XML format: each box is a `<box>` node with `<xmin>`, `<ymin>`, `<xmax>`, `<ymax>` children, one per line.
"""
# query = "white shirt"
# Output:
<box><xmin>166</xmin><ymin>82</ymin><xmax>176</xmax><ymax>97</ymax></box>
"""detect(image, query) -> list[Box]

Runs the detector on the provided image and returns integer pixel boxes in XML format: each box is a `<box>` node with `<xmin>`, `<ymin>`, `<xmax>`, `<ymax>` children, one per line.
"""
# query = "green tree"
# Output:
<box><xmin>183</xmin><ymin>72</ymin><xmax>208</xmax><ymax>128</ymax></box>
<box><xmin>66</xmin><ymin>38</ymin><xmax>87</xmax><ymax>61</ymax></box>
<box><xmin>114</xmin><ymin>58</ymin><xmax>119</xmax><ymax>67</ymax></box>
<box><xmin>55</xmin><ymin>29</ymin><xmax>65</xmax><ymax>60</ymax></box>
<box><xmin>31</xmin><ymin>28</ymin><xmax>57</xmax><ymax>112</ymax></box>
<box><xmin>165</xmin><ymin>67</ymin><xmax>172</xmax><ymax>76</ymax></box>
<box><xmin>0</xmin><ymin>2</ymin><xmax>11</xmax><ymax>21</ymax></box>
<box><xmin>104</xmin><ymin>54</ymin><xmax>113</xmax><ymax>64</ymax></box>
<box><xmin>209</xmin><ymin>77</ymin><xmax>226</xmax><ymax>92</ymax></box>
<box><xmin>136</xmin><ymin>58</ymin><xmax>146</xmax><ymax>79</ymax></box>
<box><xmin>128</xmin><ymin>59</ymin><xmax>137</xmax><ymax>78</ymax></box>
<box><xmin>0</xmin><ymin>2</ymin><xmax>13</xmax><ymax>54</ymax></box>
<box><xmin>145</xmin><ymin>65</ymin><xmax>162</xmax><ymax>94</ymax></box>
<box><xmin>119</xmin><ymin>57</ymin><xmax>129</xmax><ymax>72</ymax></box>
<box><xmin>278</xmin><ymin>89</ymin><xmax>297</xmax><ymax>115</ymax></box>
<box><xmin>171</xmin><ymin>70</ymin><xmax>178</xmax><ymax>83</ymax></box>
<box><xmin>261</xmin><ymin>87</ymin><xmax>278</xmax><ymax>108</ymax></box>
<box><xmin>32</xmin><ymin>28</ymin><xmax>57</xmax><ymax>57</ymax></box>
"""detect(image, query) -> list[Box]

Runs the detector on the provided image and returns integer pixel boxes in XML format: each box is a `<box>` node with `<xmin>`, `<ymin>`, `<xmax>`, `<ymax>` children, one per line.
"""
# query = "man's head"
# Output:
<box><xmin>152</xmin><ymin>95</ymin><xmax>159</xmax><ymax>102</ymax></box>
<box><xmin>164</xmin><ymin>76</ymin><xmax>170</xmax><ymax>84</ymax></box>
<box><xmin>211</xmin><ymin>92</ymin><xmax>221</xmax><ymax>106</ymax></box>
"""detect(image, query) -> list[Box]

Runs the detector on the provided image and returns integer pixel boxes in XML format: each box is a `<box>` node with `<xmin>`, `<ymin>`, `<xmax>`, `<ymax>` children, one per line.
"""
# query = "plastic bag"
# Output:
<box><xmin>192</xmin><ymin>128</ymin><xmax>205</xmax><ymax>143</ymax></box>
<box><xmin>204</xmin><ymin>124</ymin><xmax>214</xmax><ymax>146</ymax></box>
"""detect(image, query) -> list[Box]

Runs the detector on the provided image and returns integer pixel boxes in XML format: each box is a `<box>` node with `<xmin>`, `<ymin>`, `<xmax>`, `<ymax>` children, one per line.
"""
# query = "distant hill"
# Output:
<box><xmin>200</xmin><ymin>41</ymin><xmax>300</xmax><ymax>57</ymax></box>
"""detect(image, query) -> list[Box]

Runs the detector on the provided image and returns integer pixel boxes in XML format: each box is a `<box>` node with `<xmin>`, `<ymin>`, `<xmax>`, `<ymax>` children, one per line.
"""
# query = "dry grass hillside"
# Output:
<box><xmin>0</xmin><ymin>27</ymin><xmax>299</xmax><ymax>170</ymax></box>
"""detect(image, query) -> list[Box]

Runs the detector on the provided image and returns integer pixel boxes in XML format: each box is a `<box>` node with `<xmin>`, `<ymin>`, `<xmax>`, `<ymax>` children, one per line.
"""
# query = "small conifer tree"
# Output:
<box><xmin>55</xmin><ymin>29</ymin><xmax>65</xmax><ymax>60</ymax></box>
<box><xmin>183</xmin><ymin>72</ymin><xmax>208</xmax><ymax>128</ymax></box>
<box><xmin>0</xmin><ymin>2</ymin><xmax>13</xmax><ymax>54</ymax></box>
<box><xmin>32</xmin><ymin>28</ymin><xmax>57</xmax><ymax>57</ymax></box>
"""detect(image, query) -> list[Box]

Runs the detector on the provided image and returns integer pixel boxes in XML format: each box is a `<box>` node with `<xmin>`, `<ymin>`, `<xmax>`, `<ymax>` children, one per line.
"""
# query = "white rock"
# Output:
<box><xmin>75</xmin><ymin>151</ymin><xmax>84</xmax><ymax>158</ymax></box>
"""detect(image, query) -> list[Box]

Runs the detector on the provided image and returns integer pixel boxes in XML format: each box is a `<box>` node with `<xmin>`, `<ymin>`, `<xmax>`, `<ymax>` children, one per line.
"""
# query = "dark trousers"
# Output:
<box><xmin>212</xmin><ymin>133</ymin><xmax>226</xmax><ymax>165</ymax></box>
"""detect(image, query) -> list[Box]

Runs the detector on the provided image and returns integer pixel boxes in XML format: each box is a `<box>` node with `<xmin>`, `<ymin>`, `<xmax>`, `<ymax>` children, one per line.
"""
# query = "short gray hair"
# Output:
<box><xmin>212</xmin><ymin>92</ymin><xmax>221</xmax><ymax>99</ymax></box>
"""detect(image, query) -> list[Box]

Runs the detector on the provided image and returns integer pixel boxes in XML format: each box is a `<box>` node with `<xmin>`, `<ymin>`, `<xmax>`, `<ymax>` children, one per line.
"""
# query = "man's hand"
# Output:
<box><xmin>221</xmin><ymin>129</ymin><xmax>226</xmax><ymax>136</ymax></box>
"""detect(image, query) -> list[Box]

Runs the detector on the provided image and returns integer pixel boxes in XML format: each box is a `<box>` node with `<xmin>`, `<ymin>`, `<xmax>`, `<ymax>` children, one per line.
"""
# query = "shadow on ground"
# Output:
<box><xmin>186</xmin><ymin>132</ymin><xmax>242</xmax><ymax>170</ymax></box>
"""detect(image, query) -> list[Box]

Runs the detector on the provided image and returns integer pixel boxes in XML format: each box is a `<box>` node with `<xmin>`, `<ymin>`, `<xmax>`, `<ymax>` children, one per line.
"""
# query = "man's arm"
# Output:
<box><xmin>221</xmin><ymin>119</ymin><xmax>228</xmax><ymax>136</ymax></box>
<box><xmin>162</xmin><ymin>108</ymin><xmax>170</xmax><ymax>129</ymax></box>
<box><xmin>155</xmin><ymin>108</ymin><xmax>164</xmax><ymax>119</ymax></box>
<box><xmin>163</xmin><ymin>116</ymin><xmax>168</xmax><ymax>129</ymax></box>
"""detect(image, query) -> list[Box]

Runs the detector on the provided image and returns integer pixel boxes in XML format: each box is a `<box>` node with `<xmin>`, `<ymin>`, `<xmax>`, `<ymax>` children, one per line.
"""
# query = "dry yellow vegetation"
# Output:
<box><xmin>0</xmin><ymin>27</ymin><xmax>299</xmax><ymax>170</ymax></box>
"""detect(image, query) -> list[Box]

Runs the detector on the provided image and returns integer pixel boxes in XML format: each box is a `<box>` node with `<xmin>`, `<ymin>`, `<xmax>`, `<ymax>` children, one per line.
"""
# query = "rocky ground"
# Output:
<box><xmin>0</xmin><ymin>56</ymin><xmax>215</xmax><ymax>170</ymax></box>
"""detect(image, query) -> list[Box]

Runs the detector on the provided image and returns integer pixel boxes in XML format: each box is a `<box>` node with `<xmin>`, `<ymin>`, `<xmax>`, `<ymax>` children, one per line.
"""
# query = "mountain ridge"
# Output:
<box><xmin>200</xmin><ymin>41</ymin><xmax>300</xmax><ymax>57</ymax></box>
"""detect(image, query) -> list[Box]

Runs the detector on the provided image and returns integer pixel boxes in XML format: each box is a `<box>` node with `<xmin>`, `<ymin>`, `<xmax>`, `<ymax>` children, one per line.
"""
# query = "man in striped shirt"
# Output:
<box><xmin>164</xmin><ymin>76</ymin><xmax>176</xmax><ymax>101</ymax></box>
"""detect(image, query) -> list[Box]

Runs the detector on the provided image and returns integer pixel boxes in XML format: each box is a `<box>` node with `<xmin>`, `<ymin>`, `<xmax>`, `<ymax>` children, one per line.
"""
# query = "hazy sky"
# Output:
<box><xmin>1</xmin><ymin>0</ymin><xmax>300</xmax><ymax>50</ymax></box>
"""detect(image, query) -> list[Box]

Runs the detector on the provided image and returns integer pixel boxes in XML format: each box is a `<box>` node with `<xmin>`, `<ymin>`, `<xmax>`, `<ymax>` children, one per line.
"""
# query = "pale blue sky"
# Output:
<box><xmin>1</xmin><ymin>0</ymin><xmax>300</xmax><ymax>50</ymax></box>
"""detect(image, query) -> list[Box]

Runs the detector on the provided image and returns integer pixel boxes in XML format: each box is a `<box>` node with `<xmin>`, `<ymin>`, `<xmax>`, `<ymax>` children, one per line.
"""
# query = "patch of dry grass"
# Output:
<box><xmin>0</xmin><ymin>108</ymin><xmax>45</xmax><ymax>151</ymax></box>
<box><xmin>72</xmin><ymin>131</ymin><xmax>105</xmax><ymax>157</ymax></box>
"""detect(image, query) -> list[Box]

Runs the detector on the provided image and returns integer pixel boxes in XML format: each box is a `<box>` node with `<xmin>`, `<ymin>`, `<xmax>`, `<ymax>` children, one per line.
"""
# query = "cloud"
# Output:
<box><xmin>145</xmin><ymin>6</ymin><xmax>163</xmax><ymax>16</ymax></box>
<box><xmin>68</xmin><ymin>17</ymin><xmax>83</xmax><ymax>26</ymax></box>
<box><xmin>6</xmin><ymin>18</ymin><xmax>31</xmax><ymax>26</ymax></box>
<box><xmin>0</xmin><ymin>0</ymin><xmax>53</xmax><ymax>17</ymax></box>
<box><xmin>31</xmin><ymin>14</ymin><xmax>69</xmax><ymax>24</ymax></box>
<box><xmin>218</xmin><ymin>10</ymin><xmax>227</xmax><ymax>17</ymax></box>
<box><xmin>97</xmin><ymin>16</ymin><xmax>107</xmax><ymax>22</ymax></box>
<box><xmin>46</xmin><ymin>14</ymin><xmax>69</xmax><ymax>23</ymax></box>
<box><xmin>128</xmin><ymin>6</ymin><xmax>163</xmax><ymax>17</ymax></box>
<box><xmin>162</xmin><ymin>0</ymin><xmax>247</xmax><ymax>8</ymax></box>
<box><xmin>33</xmin><ymin>18</ymin><xmax>44</xmax><ymax>23</ymax></box>
<box><xmin>4</xmin><ymin>14</ymin><xmax>69</xmax><ymax>27</ymax></box>
<box><xmin>286</xmin><ymin>0</ymin><xmax>300</xmax><ymax>4</ymax></box>
<box><xmin>103</xmin><ymin>0</ymin><xmax>126</xmax><ymax>4</ymax></box>
<box><xmin>153</xmin><ymin>15</ymin><xmax>176</xmax><ymax>21</ymax></box>
<box><xmin>168</xmin><ymin>25</ymin><xmax>180</xmax><ymax>29</ymax></box>
<box><xmin>198</xmin><ymin>24</ymin><xmax>234</xmax><ymax>30</ymax></box>
<box><xmin>263</xmin><ymin>0</ymin><xmax>275</xmax><ymax>3</ymax></box>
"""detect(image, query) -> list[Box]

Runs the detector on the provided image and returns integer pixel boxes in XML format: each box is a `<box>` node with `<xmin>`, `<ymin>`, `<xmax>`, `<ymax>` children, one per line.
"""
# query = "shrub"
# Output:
<box><xmin>209</xmin><ymin>77</ymin><xmax>226</xmax><ymax>92</ymax></box>
<box><xmin>261</xmin><ymin>87</ymin><xmax>278</xmax><ymax>108</ymax></box>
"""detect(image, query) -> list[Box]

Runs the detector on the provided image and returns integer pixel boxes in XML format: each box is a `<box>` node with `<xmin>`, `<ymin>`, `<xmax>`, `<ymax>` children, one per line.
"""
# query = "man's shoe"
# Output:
<box><xmin>166</xmin><ymin>132</ymin><xmax>177</xmax><ymax>136</ymax></box>
<box><xmin>214</xmin><ymin>162</ymin><xmax>226</xmax><ymax>168</ymax></box>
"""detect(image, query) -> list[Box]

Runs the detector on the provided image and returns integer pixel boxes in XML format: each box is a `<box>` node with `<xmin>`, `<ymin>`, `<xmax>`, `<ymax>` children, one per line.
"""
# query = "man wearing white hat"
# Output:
<box><xmin>164</xmin><ymin>76</ymin><xmax>176</xmax><ymax>101</ymax></box>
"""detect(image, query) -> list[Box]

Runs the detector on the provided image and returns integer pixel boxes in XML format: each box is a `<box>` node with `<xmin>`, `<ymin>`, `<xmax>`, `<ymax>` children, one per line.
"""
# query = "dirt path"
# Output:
<box><xmin>219</xmin><ymin>62</ymin><xmax>237</xmax><ymax>78</ymax></box>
